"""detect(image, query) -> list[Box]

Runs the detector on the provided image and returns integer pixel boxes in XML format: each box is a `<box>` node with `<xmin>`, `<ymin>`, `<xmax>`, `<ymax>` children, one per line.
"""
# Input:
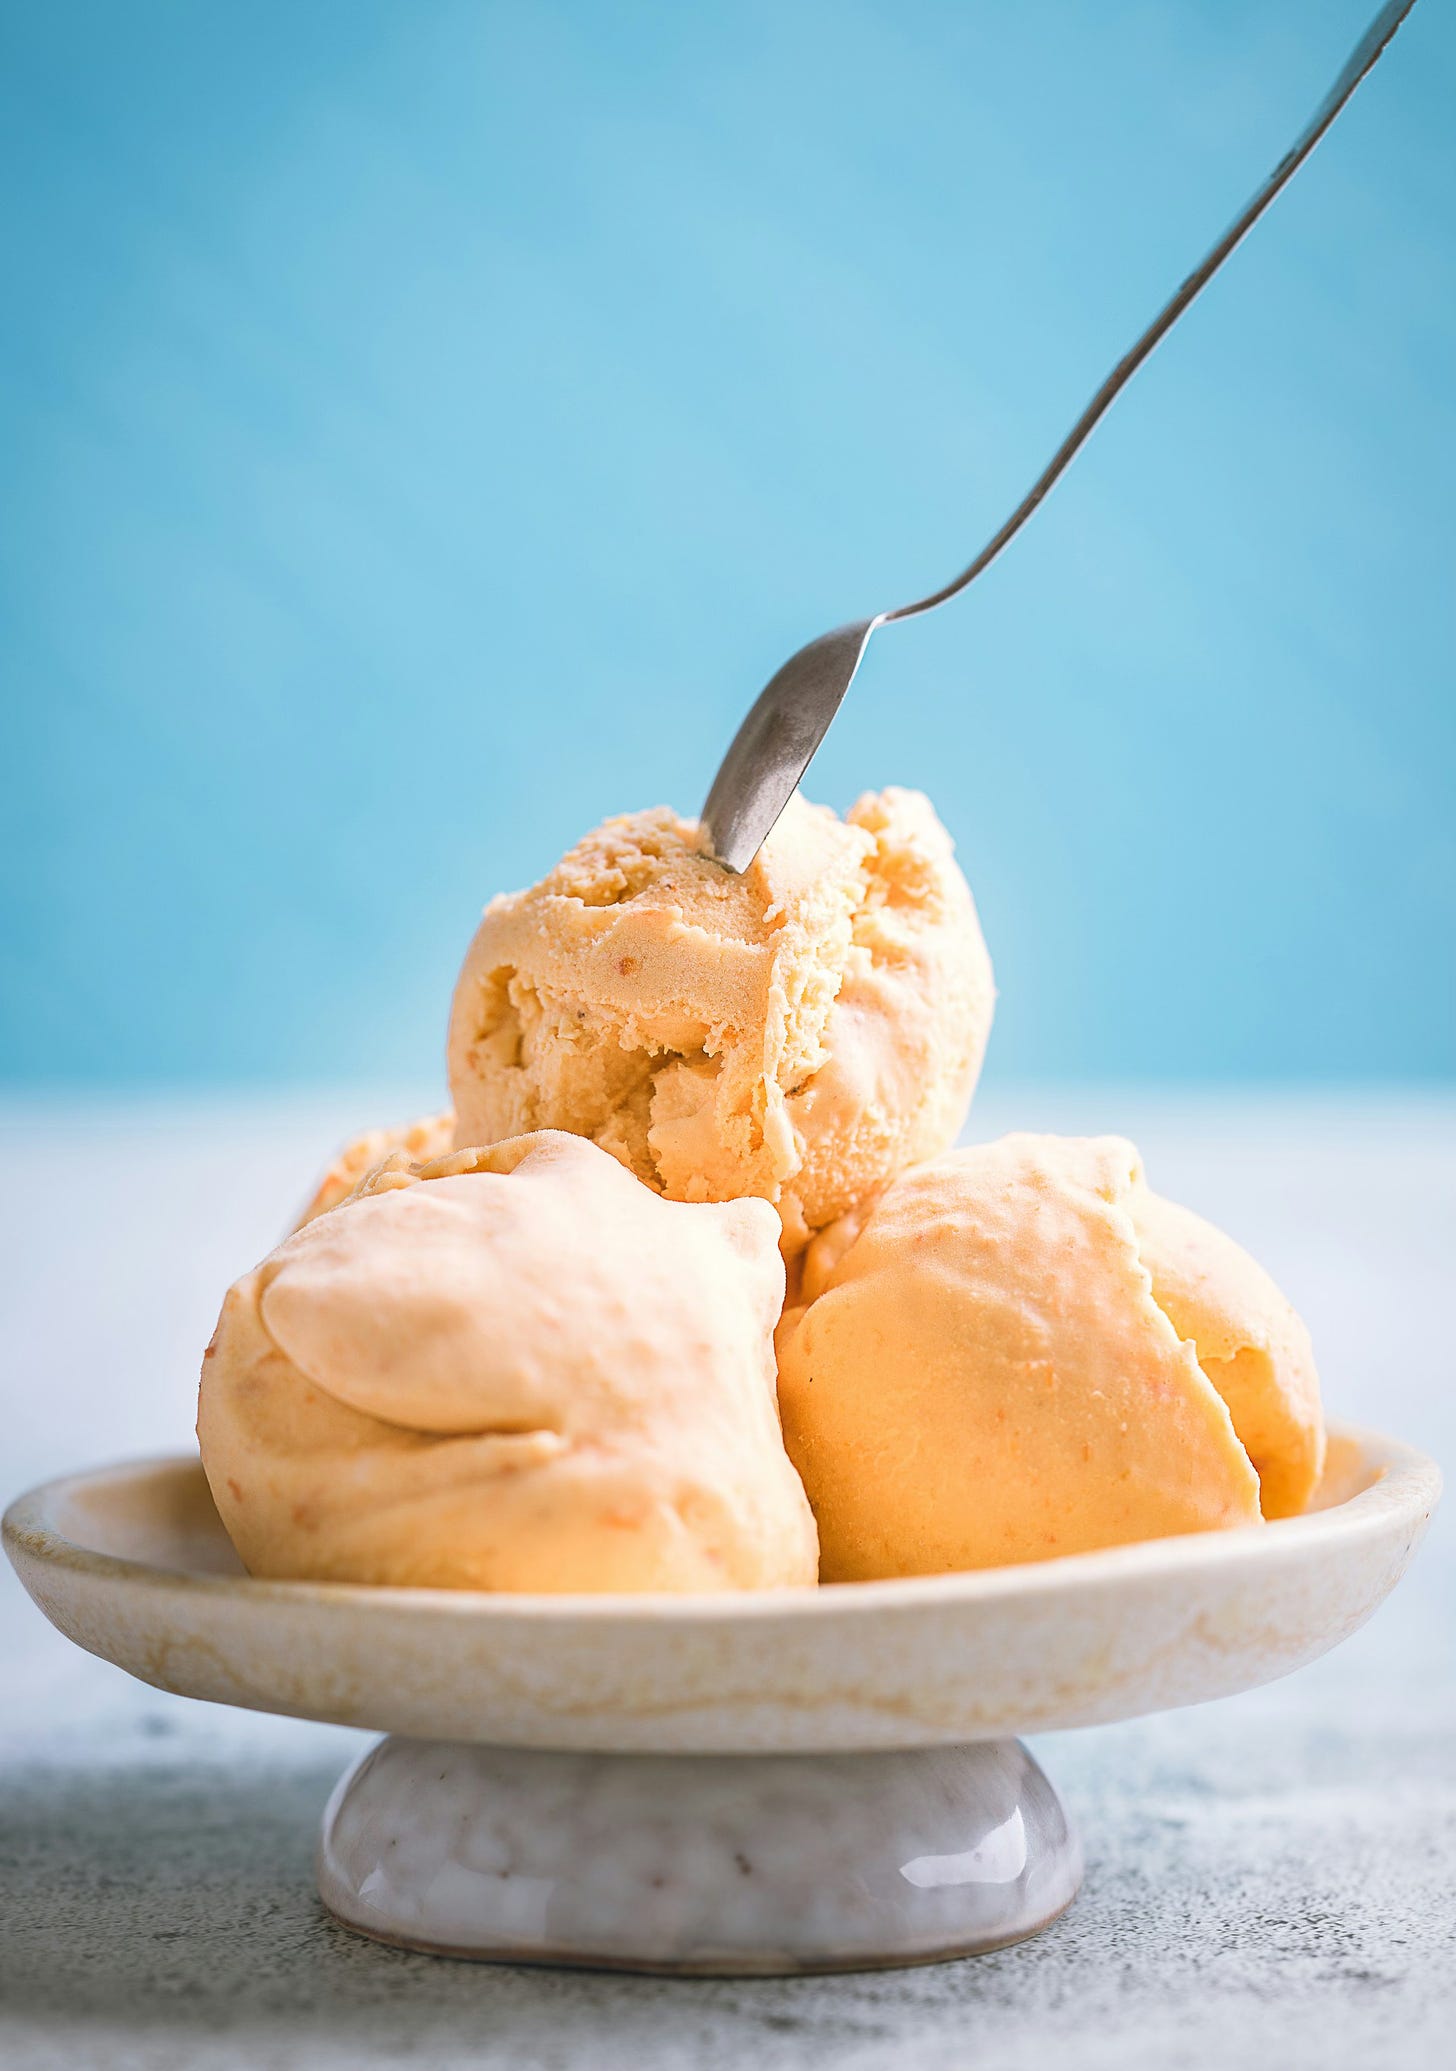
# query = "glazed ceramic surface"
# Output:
<box><xmin>317</xmin><ymin>1737</ymin><xmax>1082</xmax><ymax>1973</ymax></box>
<box><xmin>3</xmin><ymin>1425</ymin><xmax>1438</xmax><ymax>1755</ymax></box>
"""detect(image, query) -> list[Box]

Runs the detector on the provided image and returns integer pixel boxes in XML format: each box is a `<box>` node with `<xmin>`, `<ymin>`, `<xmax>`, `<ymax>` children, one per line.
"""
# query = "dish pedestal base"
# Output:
<box><xmin>317</xmin><ymin>1736</ymin><xmax>1081</xmax><ymax>1974</ymax></box>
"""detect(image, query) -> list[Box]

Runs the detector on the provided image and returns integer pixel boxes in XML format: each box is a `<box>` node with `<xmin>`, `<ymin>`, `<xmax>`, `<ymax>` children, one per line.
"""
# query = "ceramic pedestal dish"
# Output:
<box><xmin>4</xmin><ymin>1425</ymin><xmax>1438</xmax><ymax>1974</ymax></box>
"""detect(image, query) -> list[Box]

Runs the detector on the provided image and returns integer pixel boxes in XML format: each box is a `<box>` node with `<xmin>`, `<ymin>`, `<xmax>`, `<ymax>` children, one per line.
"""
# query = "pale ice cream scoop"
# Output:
<box><xmin>777</xmin><ymin>1134</ymin><xmax>1325</xmax><ymax>1580</ymax></box>
<box><xmin>198</xmin><ymin>1130</ymin><xmax>818</xmax><ymax>1593</ymax></box>
<box><xmin>447</xmin><ymin>788</ymin><xmax>993</xmax><ymax>1253</ymax></box>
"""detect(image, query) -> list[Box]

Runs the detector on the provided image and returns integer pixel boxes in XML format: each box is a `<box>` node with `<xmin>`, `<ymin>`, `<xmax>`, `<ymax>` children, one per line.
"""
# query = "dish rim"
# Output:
<box><xmin>4</xmin><ymin>1420</ymin><xmax>1440</xmax><ymax>1625</ymax></box>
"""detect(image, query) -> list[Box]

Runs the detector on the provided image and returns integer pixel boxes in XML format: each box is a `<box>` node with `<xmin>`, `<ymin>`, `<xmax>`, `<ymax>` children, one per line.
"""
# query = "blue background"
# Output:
<box><xmin>2</xmin><ymin>0</ymin><xmax>1452</xmax><ymax>1093</ymax></box>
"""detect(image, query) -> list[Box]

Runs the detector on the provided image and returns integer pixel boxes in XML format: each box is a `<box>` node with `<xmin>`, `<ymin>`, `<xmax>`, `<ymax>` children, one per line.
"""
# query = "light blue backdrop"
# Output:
<box><xmin>2</xmin><ymin>0</ymin><xmax>1452</xmax><ymax>1090</ymax></box>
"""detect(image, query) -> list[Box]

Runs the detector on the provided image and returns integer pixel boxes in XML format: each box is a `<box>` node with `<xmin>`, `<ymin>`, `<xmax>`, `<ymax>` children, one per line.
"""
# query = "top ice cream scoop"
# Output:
<box><xmin>447</xmin><ymin>787</ymin><xmax>994</xmax><ymax>1254</ymax></box>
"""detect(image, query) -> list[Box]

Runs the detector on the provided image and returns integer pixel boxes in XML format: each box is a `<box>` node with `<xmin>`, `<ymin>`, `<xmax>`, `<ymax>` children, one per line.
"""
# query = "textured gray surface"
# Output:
<box><xmin>2</xmin><ymin>1093</ymin><xmax>1454</xmax><ymax>2069</ymax></box>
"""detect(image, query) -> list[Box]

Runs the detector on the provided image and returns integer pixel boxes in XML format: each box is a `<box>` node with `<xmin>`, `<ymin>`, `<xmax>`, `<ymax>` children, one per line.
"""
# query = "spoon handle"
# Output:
<box><xmin>885</xmin><ymin>0</ymin><xmax>1417</xmax><ymax>626</ymax></box>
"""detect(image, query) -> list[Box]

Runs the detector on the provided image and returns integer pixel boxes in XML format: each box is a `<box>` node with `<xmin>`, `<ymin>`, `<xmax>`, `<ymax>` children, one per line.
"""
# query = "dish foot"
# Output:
<box><xmin>317</xmin><ymin>1736</ymin><xmax>1081</xmax><ymax>1974</ymax></box>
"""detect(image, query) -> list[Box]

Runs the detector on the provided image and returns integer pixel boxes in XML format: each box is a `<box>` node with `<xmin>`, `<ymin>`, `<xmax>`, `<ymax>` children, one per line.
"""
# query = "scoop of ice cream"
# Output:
<box><xmin>295</xmin><ymin>1112</ymin><xmax>455</xmax><ymax>1226</ymax></box>
<box><xmin>446</xmin><ymin>788</ymin><xmax>994</xmax><ymax>1253</ymax></box>
<box><xmin>1129</xmin><ymin>1190</ymin><xmax>1323</xmax><ymax>1518</ymax></box>
<box><xmin>776</xmin><ymin>1134</ymin><xmax>1315</xmax><ymax>1579</ymax></box>
<box><xmin>199</xmin><ymin>1131</ymin><xmax>818</xmax><ymax>1593</ymax></box>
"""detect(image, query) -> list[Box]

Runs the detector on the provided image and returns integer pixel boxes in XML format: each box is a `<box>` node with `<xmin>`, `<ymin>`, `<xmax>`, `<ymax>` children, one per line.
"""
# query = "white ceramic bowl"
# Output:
<box><xmin>5</xmin><ymin>1423</ymin><xmax>1438</xmax><ymax>1755</ymax></box>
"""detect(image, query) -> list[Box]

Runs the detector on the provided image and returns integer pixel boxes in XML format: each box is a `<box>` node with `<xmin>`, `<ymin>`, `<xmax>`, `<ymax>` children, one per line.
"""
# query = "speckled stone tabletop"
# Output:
<box><xmin>2</xmin><ymin>1092</ymin><xmax>1453</xmax><ymax>2070</ymax></box>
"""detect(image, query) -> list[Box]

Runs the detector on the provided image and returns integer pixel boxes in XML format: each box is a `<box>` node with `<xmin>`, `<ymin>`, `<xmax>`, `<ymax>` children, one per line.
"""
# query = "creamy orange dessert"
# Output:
<box><xmin>200</xmin><ymin>1130</ymin><xmax>817</xmax><ymax>1593</ymax></box>
<box><xmin>201</xmin><ymin>789</ymin><xmax>1325</xmax><ymax>1594</ymax></box>
<box><xmin>446</xmin><ymin>789</ymin><xmax>994</xmax><ymax>1254</ymax></box>
<box><xmin>776</xmin><ymin>1133</ymin><xmax>1323</xmax><ymax>1579</ymax></box>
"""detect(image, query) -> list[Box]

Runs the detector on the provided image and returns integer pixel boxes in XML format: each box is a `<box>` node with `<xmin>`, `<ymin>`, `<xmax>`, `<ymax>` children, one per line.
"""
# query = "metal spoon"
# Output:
<box><xmin>700</xmin><ymin>0</ymin><xmax>1417</xmax><ymax>872</ymax></box>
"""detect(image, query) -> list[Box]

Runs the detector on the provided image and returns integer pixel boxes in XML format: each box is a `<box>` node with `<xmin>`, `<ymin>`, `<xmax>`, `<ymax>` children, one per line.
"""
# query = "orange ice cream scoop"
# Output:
<box><xmin>777</xmin><ymin>1134</ymin><xmax>1277</xmax><ymax>1580</ymax></box>
<box><xmin>446</xmin><ymin>788</ymin><xmax>994</xmax><ymax>1253</ymax></box>
<box><xmin>199</xmin><ymin>1130</ymin><xmax>817</xmax><ymax>1594</ymax></box>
